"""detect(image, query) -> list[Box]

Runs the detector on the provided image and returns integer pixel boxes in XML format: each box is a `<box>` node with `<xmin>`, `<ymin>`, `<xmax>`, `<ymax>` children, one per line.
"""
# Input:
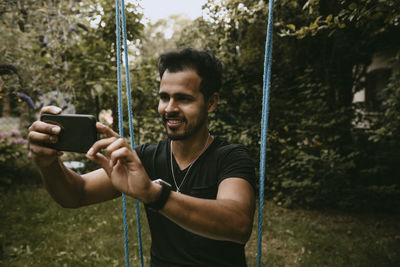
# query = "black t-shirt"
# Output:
<box><xmin>135</xmin><ymin>137</ymin><xmax>256</xmax><ymax>267</ymax></box>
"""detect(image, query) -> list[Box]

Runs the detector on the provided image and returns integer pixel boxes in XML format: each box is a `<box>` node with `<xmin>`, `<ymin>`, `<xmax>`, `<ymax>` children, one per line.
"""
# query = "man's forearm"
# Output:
<box><xmin>40</xmin><ymin>158</ymin><xmax>85</xmax><ymax>208</ymax></box>
<box><xmin>160</xmin><ymin>192</ymin><xmax>254</xmax><ymax>244</ymax></box>
<box><xmin>158</xmin><ymin>178</ymin><xmax>255</xmax><ymax>244</ymax></box>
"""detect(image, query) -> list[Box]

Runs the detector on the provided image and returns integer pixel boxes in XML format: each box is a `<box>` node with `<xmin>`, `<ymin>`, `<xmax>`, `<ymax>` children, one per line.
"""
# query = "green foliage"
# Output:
<box><xmin>1</xmin><ymin>0</ymin><xmax>90</xmax><ymax>107</ymax></box>
<box><xmin>354</xmin><ymin>55</ymin><xmax>400</xmax><ymax>195</ymax></box>
<box><xmin>270</xmin><ymin>0</ymin><xmax>400</xmax><ymax>208</ymax></box>
<box><xmin>190</xmin><ymin>0</ymin><xmax>400</xmax><ymax>210</ymax></box>
<box><xmin>140</xmin><ymin>14</ymin><xmax>194</xmax><ymax>57</ymax></box>
<box><xmin>0</xmin><ymin>130</ymin><xmax>40</xmax><ymax>186</ymax></box>
<box><xmin>0</xmin><ymin>130</ymin><xmax>27</xmax><ymax>164</ymax></box>
<box><xmin>265</xmin><ymin>68</ymin><xmax>358</xmax><ymax>208</ymax></box>
<box><xmin>277</xmin><ymin>0</ymin><xmax>400</xmax><ymax>40</ymax></box>
<box><xmin>369</xmin><ymin>57</ymin><xmax>400</xmax><ymax>143</ymax></box>
<box><xmin>0</xmin><ymin>0</ymin><xmax>144</xmax><ymax>118</ymax></box>
<box><xmin>129</xmin><ymin>57</ymin><xmax>165</xmax><ymax>144</ymax></box>
<box><xmin>59</xmin><ymin>0</ymin><xmax>144</xmax><ymax>117</ymax></box>
<box><xmin>1</xmin><ymin>0</ymin><xmax>399</xmax><ymax>211</ymax></box>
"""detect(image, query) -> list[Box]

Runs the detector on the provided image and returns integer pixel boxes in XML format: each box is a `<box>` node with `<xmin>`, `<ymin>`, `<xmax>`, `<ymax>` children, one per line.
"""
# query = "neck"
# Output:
<box><xmin>171</xmin><ymin>129</ymin><xmax>212</xmax><ymax>170</ymax></box>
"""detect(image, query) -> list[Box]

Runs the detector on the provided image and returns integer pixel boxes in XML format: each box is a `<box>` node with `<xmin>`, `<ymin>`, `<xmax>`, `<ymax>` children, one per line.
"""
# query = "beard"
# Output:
<box><xmin>163</xmin><ymin>110</ymin><xmax>208</xmax><ymax>141</ymax></box>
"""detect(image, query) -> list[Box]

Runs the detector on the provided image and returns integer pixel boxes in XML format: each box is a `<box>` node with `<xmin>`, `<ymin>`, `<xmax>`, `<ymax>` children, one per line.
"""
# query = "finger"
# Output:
<box><xmin>39</xmin><ymin>106</ymin><xmax>62</xmax><ymax>117</ymax></box>
<box><xmin>29</xmin><ymin>143</ymin><xmax>58</xmax><ymax>157</ymax></box>
<box><xmin>96</xmin><ymin>122</ymin><xmax>119</xmax><ymax>138</ymax></box>
<box><xmin>105</xmin><ymin>138</ymin><xmax>128</xmax><ymax>155</ymax></box>
<box><xmin>29</xmin><ymin>120</ymin><xmax>61</xmax><ymax>137</ymax></box>
<box><xmin>110</xmin><ymin>147</ymin><xmax>142</xmax><ymax>164</ymax></box>
<box><xmin>110</xmin><ymin>147</ymin><xmax>135</xmax><ymax>167</ymax></box>
<box><xmin>28</xmin><ymin>129</ymin><xmax>59</xmax><ymax>145</ymax></box>
<box><xmin>86</xmin><ymin>136</ymin><xmax>118</xmax><ymax>157</ymax></box>
<box><xmin>86</xmin><ymin>152</ymin><xmax>112</xmax><ymax>175</ymax></box>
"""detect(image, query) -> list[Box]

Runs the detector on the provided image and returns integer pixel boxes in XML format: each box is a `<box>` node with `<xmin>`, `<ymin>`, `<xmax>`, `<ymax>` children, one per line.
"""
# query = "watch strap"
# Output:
<box><xmin>146</xmin><ymin>183</ymin><xmax>171</xmax><ymax>211</ymax></box>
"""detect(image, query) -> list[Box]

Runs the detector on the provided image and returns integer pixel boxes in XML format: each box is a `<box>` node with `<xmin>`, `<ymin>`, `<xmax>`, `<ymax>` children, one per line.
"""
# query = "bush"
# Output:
<box><xmin>0</xmin><ymin>130</ymin><xmax>40</xmax><ymax>187</ymax></box>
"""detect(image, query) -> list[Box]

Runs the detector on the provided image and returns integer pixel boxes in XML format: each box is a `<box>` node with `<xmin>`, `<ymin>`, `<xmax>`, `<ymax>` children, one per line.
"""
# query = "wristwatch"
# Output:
<box><xmin>146</xmin><ymin>179</ymin><xmax>172</xmax><ymax>211</ymax></box>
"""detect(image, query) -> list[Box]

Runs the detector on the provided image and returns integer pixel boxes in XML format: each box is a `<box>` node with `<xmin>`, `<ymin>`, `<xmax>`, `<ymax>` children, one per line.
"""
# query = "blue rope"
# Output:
<box><xmin>115</xmin><ymin>1</ymin><xmax>130</xmax><ymax>266</ymax></box>
<box><xmin>120</xmin><ymin>0</ymin><xmax>144</xmax><ymax>266</ymax></box>
<box><xmin>115</xmin><ymin>1</ymin><xmax>274</xmax><ymax>266</ymax></box>
<box><xmin>115</xmin><ymin>0</ymin><xmax>144</xmax><ymax>266</ymax></box>
<box><xmin>257</xmin><ymin>1</ymin><xmax>274</xmax><ymax>266</ymax></box>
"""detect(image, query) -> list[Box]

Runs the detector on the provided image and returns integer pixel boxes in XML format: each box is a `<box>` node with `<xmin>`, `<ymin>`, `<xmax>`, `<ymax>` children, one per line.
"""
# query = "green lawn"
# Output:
<box><xmin>1</xmin><ymin>185</ymin><xmax>399</xmax><ymax>266</ymax></box>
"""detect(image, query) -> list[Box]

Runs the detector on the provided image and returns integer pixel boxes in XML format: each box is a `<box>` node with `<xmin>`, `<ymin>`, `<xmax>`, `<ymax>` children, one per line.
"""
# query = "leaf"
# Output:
<box><xmin>334</xmin><ymin>17</ymin><xmax>340</xmax><ymax>24</ymax></box>
<box><xmin>328</xmin><ymin>29</ymin><xmax>336</xmax><ymax>37</ymax></box>
<box><xmin>326</xmin><ymin>14</ymin><xmax>333</xmax><ymax>23</ymax></box>
<box><xmin>296</xmin><ymin>27</ymin><xmax>307</xmax><ymax>39</ymax></box>
<box><xmin>36</xmin><ymin>8</ymin><xmax>48</xmax><ymax>13</ymax></box>
<box><xmin>94</xmin><ymin>84</ymin><xmax>103</xmax><ymax>94</ymax></box>
<box><xmin>287</xmin><ymin>24</ymin><xmax>296</xmax><ymax>31</ymax></box>
<box><xmin>302</xmin><ymin>1</ymin><xmax>310</xmax><ymax>10</ymax></box>
<box><xmin>348</xmin><ymin>3</ymin><xmax>357</xmax><ymax>10</ymax></box>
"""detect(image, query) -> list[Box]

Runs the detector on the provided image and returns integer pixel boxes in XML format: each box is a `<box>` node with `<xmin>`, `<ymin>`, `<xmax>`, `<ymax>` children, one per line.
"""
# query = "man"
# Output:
<box><xmin>28</xmin><ymin>48</ymin><xmax>256</xmax><ymax>266</ymax></box>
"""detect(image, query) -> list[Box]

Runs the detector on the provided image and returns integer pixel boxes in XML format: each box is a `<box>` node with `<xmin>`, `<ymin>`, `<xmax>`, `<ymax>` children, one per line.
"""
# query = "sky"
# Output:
<box><xmin>138</xmin><ymin>0</ymin><xmax>207</xmax><ymax>22</ymax></box>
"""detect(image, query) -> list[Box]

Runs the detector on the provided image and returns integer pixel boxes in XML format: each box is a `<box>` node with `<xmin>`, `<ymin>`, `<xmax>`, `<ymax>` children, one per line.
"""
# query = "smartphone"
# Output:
<box><xmin>40</xmin><ymin>113</ymin><xmax>98</xmax><ymax>153</ymax></box>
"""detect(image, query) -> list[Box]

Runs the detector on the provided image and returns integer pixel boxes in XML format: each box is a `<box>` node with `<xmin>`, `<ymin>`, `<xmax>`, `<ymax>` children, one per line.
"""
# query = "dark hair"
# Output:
<box><xmin>158</xmin><ymin>48</ymin><xmax>223</xmax><ymax>100</ymax></box>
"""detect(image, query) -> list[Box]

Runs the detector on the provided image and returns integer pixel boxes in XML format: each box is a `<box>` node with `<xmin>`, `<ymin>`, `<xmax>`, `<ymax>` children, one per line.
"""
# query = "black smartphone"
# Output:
<box><xmin>40</xmin><ymin>113</ymin><xmax>98</xmax><ymax>153</ymax></box>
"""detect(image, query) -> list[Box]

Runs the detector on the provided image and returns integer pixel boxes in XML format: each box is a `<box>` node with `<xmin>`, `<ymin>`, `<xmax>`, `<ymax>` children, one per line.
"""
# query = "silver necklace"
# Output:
<box><xmin>170</xmin><ymin>134</ymin><xmax>211</xmax><ymax>193</ymax></box>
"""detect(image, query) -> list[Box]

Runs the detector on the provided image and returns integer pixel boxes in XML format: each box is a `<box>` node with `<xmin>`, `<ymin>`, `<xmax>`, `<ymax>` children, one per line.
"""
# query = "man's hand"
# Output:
<box><xmin>28</xmin><ymin>106</ymin><xmax>63</xmax><ymax>168</ymax></box>
<box><xmin>86</xmin><ymin>123</ymin><xmax>159</xmax><ymax>203</ymax></box>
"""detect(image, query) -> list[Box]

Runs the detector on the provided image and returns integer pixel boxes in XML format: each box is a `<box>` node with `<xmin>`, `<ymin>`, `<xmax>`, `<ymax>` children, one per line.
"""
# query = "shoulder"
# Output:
<box><xmin>209</xmin><ymin>137</ymin><xmax>256</xmax><ymax>188</ymax></box>
<box><xmin>212</xmin><ymin>137</ymin><xmax>252</xmax><ymax>160</ymax></box>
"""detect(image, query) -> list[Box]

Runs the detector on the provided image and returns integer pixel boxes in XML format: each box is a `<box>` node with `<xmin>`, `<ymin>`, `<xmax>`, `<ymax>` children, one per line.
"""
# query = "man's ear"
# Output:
<box><xmin>207</xmin><ymin>93</ymin><xmax>219</xmax><ymax>113</ymax></box>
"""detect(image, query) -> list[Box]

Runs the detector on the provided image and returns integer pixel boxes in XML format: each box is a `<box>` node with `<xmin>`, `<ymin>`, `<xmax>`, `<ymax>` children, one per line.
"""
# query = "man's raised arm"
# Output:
<box><xmin>28</xmin><ymin>106</ymin><xmax>120</xmax><ymax>208</ymax></box>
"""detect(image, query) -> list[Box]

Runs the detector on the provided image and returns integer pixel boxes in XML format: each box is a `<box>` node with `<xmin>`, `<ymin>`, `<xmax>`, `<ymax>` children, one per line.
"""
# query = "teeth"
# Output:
<box><xmin>166</xmin><ymin>118</ymin><xmax>183</xmax><ymax>123</ymax></box>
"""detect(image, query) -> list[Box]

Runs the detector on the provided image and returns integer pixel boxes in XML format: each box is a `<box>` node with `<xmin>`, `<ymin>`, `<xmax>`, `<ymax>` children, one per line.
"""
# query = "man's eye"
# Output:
<box><xmin>159</xmin><ymin>94</ymin><xmax>169</xmax><ymax>101</ymax></box>
<box><xmin>178</xmin><ymin>96</ymin><xmax>192</xmax><ymax>102</ymax></box>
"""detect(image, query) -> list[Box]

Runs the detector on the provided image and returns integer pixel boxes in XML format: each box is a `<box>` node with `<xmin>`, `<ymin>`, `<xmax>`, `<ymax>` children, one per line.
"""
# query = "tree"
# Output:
<box><xmin>0</xmin><ymin>0</ymin><xmax>144</xmax><ymax>124</ymax></box>
<box><xmin>180</xmin><ymin>0</ymin><xmax>400</xmax><ymax>210</ymax></box>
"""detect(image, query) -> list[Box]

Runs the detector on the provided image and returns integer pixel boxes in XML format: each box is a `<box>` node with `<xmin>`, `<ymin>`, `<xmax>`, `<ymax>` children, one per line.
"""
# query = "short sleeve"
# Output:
<box><xmin>218</xmin><ymin>145</ymin><xmax>256</xmax><ymax>191</ymax></box>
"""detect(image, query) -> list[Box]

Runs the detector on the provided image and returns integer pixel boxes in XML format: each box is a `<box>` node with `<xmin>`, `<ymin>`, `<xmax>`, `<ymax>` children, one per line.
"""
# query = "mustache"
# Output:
<box><xmin>163</xmin><ymin>113</ymin><xmax>185</xmax><ymax>120</ymax></box>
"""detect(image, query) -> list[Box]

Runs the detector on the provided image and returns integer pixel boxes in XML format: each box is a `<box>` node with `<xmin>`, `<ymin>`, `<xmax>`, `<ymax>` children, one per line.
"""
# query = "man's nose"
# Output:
<box><xmin>165</xmin><ymin>99</ymin><xmax>178</xmax><ymax>113</ymax></box>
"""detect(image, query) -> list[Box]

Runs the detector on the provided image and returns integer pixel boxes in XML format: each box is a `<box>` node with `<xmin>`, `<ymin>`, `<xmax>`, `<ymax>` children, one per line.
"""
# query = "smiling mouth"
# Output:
<box><xmin>164</xmin><ymin>117</ymin><xmax>185</xmax><ymax>129</ymax></box>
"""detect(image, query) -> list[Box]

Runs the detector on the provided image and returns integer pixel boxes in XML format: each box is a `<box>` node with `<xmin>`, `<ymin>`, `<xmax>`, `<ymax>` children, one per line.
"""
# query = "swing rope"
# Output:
<box><xmin>115</xmin><ymin>0</ymin><xmax>274</xmax><ymax>266</ymax></box>
<box><xmin>115</xmin><ymin>0</ymin><xmax>144</xmax><ymax>266</ymax></box>
<box><xmin>257</xmin><ymin>0</ymin><xmax>274</xmax><ymax>266</ymax></box>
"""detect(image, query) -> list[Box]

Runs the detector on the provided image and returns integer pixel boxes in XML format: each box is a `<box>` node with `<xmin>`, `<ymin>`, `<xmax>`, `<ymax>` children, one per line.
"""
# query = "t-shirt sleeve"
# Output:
<box><xmin>218</xmin><ymin>145</ymin><xmax>256</xmax><ymax>191</ymax></box>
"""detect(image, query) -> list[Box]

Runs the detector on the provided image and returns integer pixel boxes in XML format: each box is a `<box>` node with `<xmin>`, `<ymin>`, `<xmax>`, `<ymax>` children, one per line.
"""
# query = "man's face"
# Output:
<box><xmin>158</xmin><ymin>69</ymin><xmax>209</xmax><ymax>140</ymax></box>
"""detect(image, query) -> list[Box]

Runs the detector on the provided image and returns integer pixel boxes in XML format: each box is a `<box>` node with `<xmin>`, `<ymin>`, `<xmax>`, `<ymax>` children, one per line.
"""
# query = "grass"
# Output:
<box><xmin>1</xmin><ymin>185</ymin><xmax>399</xmax><ymax>267</ymax></box>
<box><xmin>246</xmin><ymin>202</ymin><xmax>400</xmax><ymax>266</ymax></box>
<box><xmin>0</xmin><ymin>185</ymin><xmax>151</xmax><ymax>266</ymax></box>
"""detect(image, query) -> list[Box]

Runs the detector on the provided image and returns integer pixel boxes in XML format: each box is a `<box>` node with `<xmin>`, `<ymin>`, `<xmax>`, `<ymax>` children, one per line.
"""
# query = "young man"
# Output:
<box><xmin>28</xmin><ymin>48</ymin><xmax>256</xmax><ymax>266</ymax></box>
